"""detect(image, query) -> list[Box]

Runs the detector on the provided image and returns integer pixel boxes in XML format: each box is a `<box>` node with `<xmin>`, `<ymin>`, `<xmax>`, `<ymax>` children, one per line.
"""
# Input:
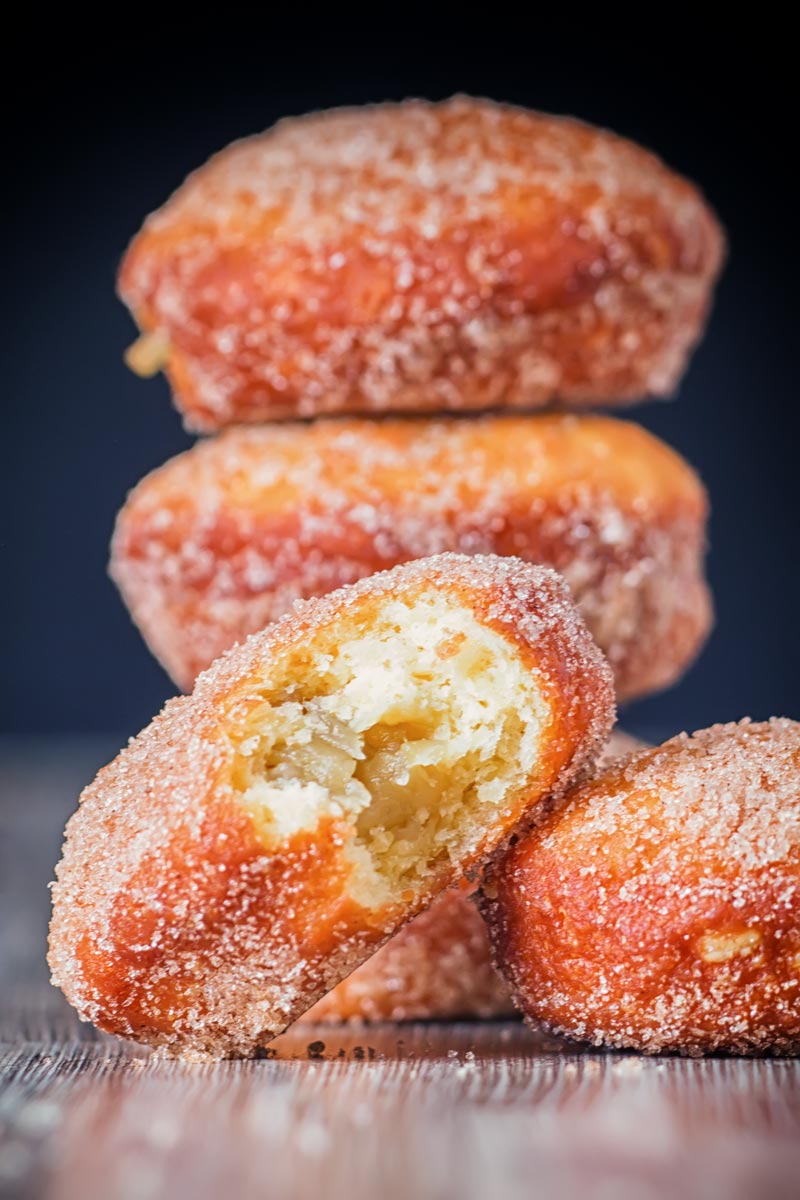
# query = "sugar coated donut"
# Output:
<box><xmin>111</xmin><ymin>414</ymin><xmax>711</xmax><ymax>703</ymax></box>
<box><xmin>302</xmin><ymin>729</ymin><xmax>644</xmax><ymax>1024</ymax></box>
<box><xmin>119</xmin><ymin>96</ymin><xmax>724</xmax><ymax>431</ymax></box>
<box><xmin>49</xmin><ymin>554</ymin><xmax>614</xmax><ymax>1057</ymax></box>
<box><xmin>482</xmin><ymin>719</ymin><xmax>800</xmax><ymax>1055</ymax></box>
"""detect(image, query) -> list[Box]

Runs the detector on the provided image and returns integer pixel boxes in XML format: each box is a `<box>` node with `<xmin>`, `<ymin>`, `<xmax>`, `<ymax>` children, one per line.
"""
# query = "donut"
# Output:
<box><xmin>482</xmin><ymin>719</ymin><xmax>800</xmax><ymax>1055</ymax></box>
<box><xmin>118</xmin><ymin>96</ymin><xmax>724</xmax><ymax>431</ymax></box>
<box><xmin>302</xmin><ymin>729</ymin><xmax>644</xmax><ymax>1024</ymax></box>
<box><xmin>49</xmin><ymin>554</ymin><xmax>614</xmax><ymax>1057</ymax></box>
<box><xmin>111</xmin><ymin>414</ymin><xmax>711</xmax><ymax>703</ymax></box>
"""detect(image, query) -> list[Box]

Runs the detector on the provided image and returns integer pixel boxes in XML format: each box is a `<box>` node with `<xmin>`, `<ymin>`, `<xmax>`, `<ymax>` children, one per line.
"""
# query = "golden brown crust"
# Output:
<box><xmin>49</xmin><ymin>554</ymin><xmax>615</xmax><ymax>1056</ymax></box>
<box><xmin>111</xmin><ymin>414</ymin><xmax>711</xmax><ymax>703</ymax></box>
<box><xmin>482</xmin><ymin>719</ymin><xmax>800</xmax><ymax>1055</ymax></box>
<box><xmin>302</xmin><ymin>729</ymin><xmax>643</xmax><ymax>1024</ymax></box>
<box><xmin>118</xmin><ymin>97</ymin><xmax>724</xmax><ymax>431</ymax></box>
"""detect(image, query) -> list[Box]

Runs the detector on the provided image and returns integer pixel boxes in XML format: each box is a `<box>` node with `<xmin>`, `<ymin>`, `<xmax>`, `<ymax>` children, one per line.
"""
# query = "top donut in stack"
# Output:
<box><xmin>119</xmin><ymin>96</ymin><xmax>724</xmax><ymax>431</ymax></box>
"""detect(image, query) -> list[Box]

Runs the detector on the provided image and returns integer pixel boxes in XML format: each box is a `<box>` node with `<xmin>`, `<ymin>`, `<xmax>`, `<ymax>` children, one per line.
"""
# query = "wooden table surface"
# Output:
<box><xmin>2</xmin><ymin>740</ymin><xmax>800</xmax><ymax>1200</ymax></box>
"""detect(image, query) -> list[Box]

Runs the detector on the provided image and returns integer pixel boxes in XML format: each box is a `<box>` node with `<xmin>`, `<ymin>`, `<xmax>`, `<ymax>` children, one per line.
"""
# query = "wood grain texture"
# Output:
<box><xmin>2</xmin><ymin>742</ymin><xmax>800</xmax><ymax>1200</ymax></box>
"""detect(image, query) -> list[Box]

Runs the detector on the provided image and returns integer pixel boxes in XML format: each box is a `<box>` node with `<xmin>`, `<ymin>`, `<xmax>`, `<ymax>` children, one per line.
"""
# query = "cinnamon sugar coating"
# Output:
<box><xmin>303</xmin><ymin>729</ymin><xmax>644</xmax><ymax>1024</ymax></box>
<box><xmin>49</xmin><ymin>554</ymin><xmax>614</xmax><ymax>1057</ymax></box>
<box><xmin>483</xmin><ymin>719</ymin><xmax>800</xmax><ymax>1055</ymax></box>
<box><xmin>118</xmin><ymin>96</ymin><xmax>724</xmax><ymax>430</ymax></box>
<box><xmin>111</xmin><ymin>414</ymin><xmax>710</xmax><ymax>703</ymax></box>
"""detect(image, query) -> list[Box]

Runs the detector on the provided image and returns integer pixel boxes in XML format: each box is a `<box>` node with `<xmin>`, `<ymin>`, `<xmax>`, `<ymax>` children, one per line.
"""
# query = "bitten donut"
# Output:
<box><xmin>119</xmin><ymin>96</ymin><xmax>724</xmax><ymax>431</ymax></box>
<box><xmin>111</xmin><ymin>414</ymin><xmax>711</xmax><ymax>703</ymax></box>
<box><xmin>483</xmin><ymin>719</ymin><xmax>800</xmax><ymax>1055</ymax></box>
<box><xmin>49</xmin><ymin>554</ymin><xmax>614</xmax><ymax>1057</ymax></box>
<box><xmin>303</xmin><ymin>729</ymin><xmax>644</xmax><ymax>1024</ymax></box>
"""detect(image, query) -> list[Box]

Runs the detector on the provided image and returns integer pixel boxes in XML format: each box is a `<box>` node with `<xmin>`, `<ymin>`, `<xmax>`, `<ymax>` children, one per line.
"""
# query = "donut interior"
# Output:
<box><xmin>230</xmin><ymin>594</ymin><xmax>550</xmax><ymax>908</ymax></box>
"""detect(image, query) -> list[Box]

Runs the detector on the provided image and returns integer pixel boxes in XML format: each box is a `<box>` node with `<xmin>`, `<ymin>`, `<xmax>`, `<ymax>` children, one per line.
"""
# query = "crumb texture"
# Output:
<box><xmin>230</xmin><ymin>595</ymin><xmax>551</xmax><ymax>908</ymax></box>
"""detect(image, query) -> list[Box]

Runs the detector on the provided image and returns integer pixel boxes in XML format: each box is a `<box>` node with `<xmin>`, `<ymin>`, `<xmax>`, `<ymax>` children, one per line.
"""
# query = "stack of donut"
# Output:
<box><xmin>48</xmin><ymin>97</ymin><xmax>799</xmax><ymax>1057</ymax></box>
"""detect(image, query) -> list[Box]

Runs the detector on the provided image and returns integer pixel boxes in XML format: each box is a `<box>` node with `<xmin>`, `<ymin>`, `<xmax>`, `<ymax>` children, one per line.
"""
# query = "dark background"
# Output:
<box><xmin>3</xmin><ymin>30</ymin><xmax>797</xmax><ymax>742</ymax></box>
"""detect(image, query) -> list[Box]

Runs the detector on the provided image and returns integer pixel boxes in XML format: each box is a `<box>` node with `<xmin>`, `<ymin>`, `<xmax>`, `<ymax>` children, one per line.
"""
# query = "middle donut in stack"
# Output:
<box><xmin>112</xmin><ymin>414</ymin><xmax>710</xmax><ymax>703</ymax></box>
